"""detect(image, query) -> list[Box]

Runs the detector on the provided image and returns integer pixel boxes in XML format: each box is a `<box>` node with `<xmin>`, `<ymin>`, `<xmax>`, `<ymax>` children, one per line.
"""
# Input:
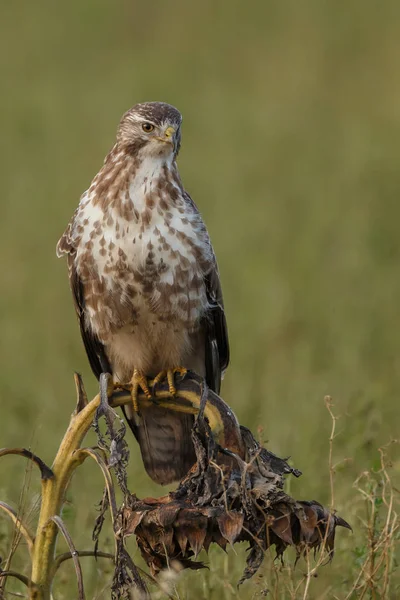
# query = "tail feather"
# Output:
<box><xmin>123</xmin><ymin>404</ymin><xmax>196</xmax><ymax>485</ymax></box>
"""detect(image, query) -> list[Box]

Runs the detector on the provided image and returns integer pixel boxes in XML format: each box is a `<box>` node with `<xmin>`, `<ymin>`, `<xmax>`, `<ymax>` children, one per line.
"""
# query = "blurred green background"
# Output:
<box><xmin>1</xmin><ymin>0</ymin><xmax>400</xmax><ymax>597</ymax></box>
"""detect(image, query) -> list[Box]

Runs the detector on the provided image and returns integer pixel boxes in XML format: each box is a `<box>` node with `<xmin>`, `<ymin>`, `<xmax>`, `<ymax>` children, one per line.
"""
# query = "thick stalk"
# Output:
<box><xmin>29</xmin><ymin>395</ymin><xmax>101</xmax><ymax>599</ymax></box>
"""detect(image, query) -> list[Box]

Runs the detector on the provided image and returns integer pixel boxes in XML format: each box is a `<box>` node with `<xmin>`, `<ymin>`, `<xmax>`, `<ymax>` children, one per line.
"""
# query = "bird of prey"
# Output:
<box><xmin>57</xmin><ymin>102</ymin><xmax>229</xmax><ymax>485</ymax></box>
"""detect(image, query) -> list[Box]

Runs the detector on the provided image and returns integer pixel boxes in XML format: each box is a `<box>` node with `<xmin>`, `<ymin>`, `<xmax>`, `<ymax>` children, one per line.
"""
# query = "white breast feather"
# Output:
<box><xmin>73</xmin><ymin>155</ymin><xmax>211</xmax><ymax>324</ymax></box>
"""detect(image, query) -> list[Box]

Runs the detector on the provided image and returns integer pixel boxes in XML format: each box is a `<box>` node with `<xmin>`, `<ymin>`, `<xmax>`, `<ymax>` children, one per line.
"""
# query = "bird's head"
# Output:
<box><xmin>117</xmin><ymin>102</ymin><xmax>182</xmax><ymax>159</ymax></box>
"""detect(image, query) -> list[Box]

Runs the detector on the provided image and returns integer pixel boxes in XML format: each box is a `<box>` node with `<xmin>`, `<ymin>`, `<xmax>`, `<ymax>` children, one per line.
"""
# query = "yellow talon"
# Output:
<box><xmin>130</xmin><ymin>368</ymin><xmax>152</xmax><ymax>414</ymax></box>
<box><xmin>153</xmin><ymin>367</ymin><xmax>188</xmax><ymax>396</ymax></box>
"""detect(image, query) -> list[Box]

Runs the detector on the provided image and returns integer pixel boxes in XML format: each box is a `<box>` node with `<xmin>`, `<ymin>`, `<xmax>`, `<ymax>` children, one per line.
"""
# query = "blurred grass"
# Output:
<box><xmin>1</xmin><ymin>0</ymin><xmax>400</xmax><ymax>597</ymax></box>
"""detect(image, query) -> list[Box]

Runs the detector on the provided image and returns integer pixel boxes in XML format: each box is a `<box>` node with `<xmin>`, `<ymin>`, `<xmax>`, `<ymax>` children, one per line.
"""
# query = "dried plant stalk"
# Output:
<box><xmin>0</xmin><ymin>501</ymin><xmax>34</xmax><ymax>555</ymax></box>
<box><xmin>49</xmin><ymin>516</ymin><xmax>85</xmax><ymax>600</ymax></box>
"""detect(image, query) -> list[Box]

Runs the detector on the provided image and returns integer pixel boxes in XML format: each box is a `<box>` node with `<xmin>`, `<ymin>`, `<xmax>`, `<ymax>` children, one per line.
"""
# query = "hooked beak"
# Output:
<box><xmin>164</xmin><ymin>126</ymin><xmax>175</xmax><ymax>141</ymax></box>
<box><xmin>155</xmin><ymin>125</ymin><xmax>176</xmax><ymax>148</ymax></box>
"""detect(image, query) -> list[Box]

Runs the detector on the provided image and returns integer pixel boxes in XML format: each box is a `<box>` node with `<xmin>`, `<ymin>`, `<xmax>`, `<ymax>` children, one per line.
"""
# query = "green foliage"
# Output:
<box><xmin>1</xmin><ymin>0</ymin><xmax>400</xmax><ymax>597</ymax></box>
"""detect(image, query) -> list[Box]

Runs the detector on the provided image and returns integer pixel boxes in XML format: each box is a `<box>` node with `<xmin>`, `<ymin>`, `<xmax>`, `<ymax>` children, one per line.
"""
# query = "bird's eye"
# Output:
<box><xmin>142</xmin><ymin>122</ymin><xmax>155</xmax><ymax>133</ymax></box>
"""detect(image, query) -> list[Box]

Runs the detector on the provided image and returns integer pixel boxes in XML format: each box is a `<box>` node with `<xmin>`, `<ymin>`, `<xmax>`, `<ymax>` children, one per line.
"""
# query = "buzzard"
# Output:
<box><xmin>57</xmin><ymin>102</ymin><xmax>229</xmax><ymax>485</ymax></box>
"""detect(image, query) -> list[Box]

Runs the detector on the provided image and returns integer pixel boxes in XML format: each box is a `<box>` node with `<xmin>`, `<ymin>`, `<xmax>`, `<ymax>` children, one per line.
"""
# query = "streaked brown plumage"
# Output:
<box><xmin>57</xmin><ymin>102</ymin><xmax>229</xmax><ymax>484</ymax></box>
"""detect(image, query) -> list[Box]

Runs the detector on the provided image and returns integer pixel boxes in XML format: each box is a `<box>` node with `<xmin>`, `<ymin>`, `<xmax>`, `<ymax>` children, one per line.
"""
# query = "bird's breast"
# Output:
<box><xmin>75</xmin><ymin>188</ymin><xmax>212</xmax><ymax>332</ymax></box>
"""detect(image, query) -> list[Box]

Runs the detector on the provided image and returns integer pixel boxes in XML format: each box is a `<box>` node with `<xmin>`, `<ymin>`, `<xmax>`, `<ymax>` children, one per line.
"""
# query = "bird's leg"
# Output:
<box><xmin>130</xmin><ymin>368</ymin><xmax>152</xmax><ymax>413</ymax></box>
<box><xmin>152</xmin><ymin>367</ymin><xmax>188</xmax><ymax>396</ymax></box>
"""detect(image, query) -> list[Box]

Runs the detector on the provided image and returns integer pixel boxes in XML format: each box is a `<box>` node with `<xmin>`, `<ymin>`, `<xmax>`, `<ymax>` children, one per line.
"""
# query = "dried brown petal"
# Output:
<box><xmin>156</xmin><ymin>504</ymin><xmax>181</xmax><ymax>528</ymax></box>
<box><xmin>297</xmin><ymin>504</ymin><xmax>318</xmax><ymax>542</ymax></box>
<box><xmin>217</xmin><ymin>511</ymin><xmax>244</xmax><ymax>545</ymax></box>
<box><xmin>124</xmin><ymin>510</ymin><xmax>145</xmax><ymax>536</ymax></box>
<box><xmin>187</xmin><ymin>520</ymin><xmax>208</xmax><ymax>557</ymax></box>
<box><xmin>213</xmin><ymin>530</ymin><xmax>228</xmax><ymax>551</ymax></box>
<box><xmin>202</xmin><ymin>531</ymin><xmax>213</xmax><ymax>553</ymax></box>
<box><xmin>175</xmin><ymin>528</ymin><xmax>188</xmax><ymax>554</ymax></box>
<box><xmin>269</xmin><ymin>512</ymin><xmax>293</xmax><ymax>545</ymax></box>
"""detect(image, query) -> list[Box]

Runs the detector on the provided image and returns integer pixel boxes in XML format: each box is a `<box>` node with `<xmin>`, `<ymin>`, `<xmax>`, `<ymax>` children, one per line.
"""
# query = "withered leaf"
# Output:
<box><xmin>335</xmin><ymin>515</ymin><xmax>352</xmax><ymax>532</ymax></box>
<box><xmin>238</xmin><ymin>545</ymin><xmax>265</xmax><ymax>585</ymax></box>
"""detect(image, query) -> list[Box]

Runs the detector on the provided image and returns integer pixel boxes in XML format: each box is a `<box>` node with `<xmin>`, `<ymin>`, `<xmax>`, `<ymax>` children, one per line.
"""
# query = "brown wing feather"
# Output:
<box><xmin>203</xmin><ymin>263</ymin><xmax>230</xmax><ymax>394</ymax></box>
<box><xmin>57</xmin><ymin>217</ymin><xmax>111</xmax><ymax>380</ymax></box>
<box><xmin>67</xmin><ymin>255</ymin><xmax>111</xmax><ymax>379</ymax></box>
<box><xmin>181</xmin><ymin>191</ymin><xmax>230</xmax><ymax>394</ymax></box>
